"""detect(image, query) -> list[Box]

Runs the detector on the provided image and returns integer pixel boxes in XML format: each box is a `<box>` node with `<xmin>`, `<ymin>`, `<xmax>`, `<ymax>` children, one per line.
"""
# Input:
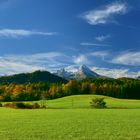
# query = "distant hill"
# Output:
<box><xmin>0</xmin><ymin>70</ymin><xmax>67</xmax><ymax>85</ymax></box>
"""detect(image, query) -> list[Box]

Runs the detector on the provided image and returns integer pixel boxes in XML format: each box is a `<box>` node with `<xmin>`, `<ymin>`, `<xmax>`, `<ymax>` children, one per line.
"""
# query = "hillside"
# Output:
<box><xmin>0</xmin><ymin>70</ymin><xmax>67</xmax><ymax>85</ymax></box>
<box><xmin>46</xmin><ymin>95</ymin><xmax>140</xmax><ymax>109</ymax></box>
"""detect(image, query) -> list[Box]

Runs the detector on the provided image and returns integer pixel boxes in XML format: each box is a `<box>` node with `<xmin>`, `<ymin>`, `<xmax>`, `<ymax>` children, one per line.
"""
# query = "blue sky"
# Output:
<box><xmin>0</xmin><ymin>0</ymin><xmax>140</xmax><ymax>78</ymax></box>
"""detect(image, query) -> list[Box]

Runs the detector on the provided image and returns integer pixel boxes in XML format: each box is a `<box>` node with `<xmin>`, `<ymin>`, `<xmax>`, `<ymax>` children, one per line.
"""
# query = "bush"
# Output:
<box><xmin>0</xmin><ymin>103</ymin><xmax>2</xmax><ymax>107</ymax></box>
<box><xmin>15</xmin><ymin>102</ymin><xmax>26</xmax><ymax>108</ymax></box>
<box><xmin>32</xmin><ymin>103</ymin><xmax>40</xmax><ymax>109</ymax></box>
<box><xmin>90</xmin><ymin>97</ymin><xmax>106</xmax><ymax>108</ymax></box>
<box><xmin>3</xmin><ymin>102</ymin><xmax>41</xmax><ymax>109</ymax></box>
<box><xmin>4</xmin><ymin>103</ymin><xmax>16</xmax><ymax>108</ymax></box>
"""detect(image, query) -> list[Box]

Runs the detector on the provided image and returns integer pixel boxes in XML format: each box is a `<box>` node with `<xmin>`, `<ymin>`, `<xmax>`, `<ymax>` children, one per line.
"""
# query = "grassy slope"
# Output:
<box><xmin>45</xmin><ymin>95</ymin><xmax>140</xmax><ymax>109</ymax></box>
<box><xmin>0</xmin><ymin>95</ymin><xmax>140</xmax><ymax>140</ymax></box>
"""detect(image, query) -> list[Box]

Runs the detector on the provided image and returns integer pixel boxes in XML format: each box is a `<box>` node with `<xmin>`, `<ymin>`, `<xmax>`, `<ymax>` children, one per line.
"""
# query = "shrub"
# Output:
<box><xmin>32</xmin><ymin>103</ymin><xmax>40</xmax><ymax>109</ymax></box>
<box><xmin>90</xmin><ymin>97</ymin><xmax>106</xmax><ymax>108</ymax></box>
<box><xmin>4</xmin><ymin>103</ymin><xmax>16</xmax><ymax>108</ymax></box>
<box><xmin>40</xmin><ymin>105</ymin><xmax>47</xmax><ymax>109</ymax></box>
<box><xmin>15</xmin><ymin>102</ymin><xmax>26</xmax><ymax>108</ymax></box>
<box><xmin>0</xmin><ymin>103</ymin><xmax>2</xmax><ymax>107</ymax></box>
<box><xmin>3</xmin><ymin>102</ymin><xmax>41</xmax><ymax>109</ymax></box>
<box><xmin>40</xmin><ymin>99</ymin><xmax>47</xmax><ymax>108</ymax></box>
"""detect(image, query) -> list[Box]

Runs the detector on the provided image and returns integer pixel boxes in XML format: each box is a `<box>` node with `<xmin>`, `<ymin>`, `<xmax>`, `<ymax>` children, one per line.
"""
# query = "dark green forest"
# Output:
<box><xmin>0</xmin><ymin>70</ymin><xmax>67</xmax><ymax>84</ymax></box>
<box><xmin>0</xmin><ymin>71</ymin><xmax>139</xmax><ymax>101</ymax></box>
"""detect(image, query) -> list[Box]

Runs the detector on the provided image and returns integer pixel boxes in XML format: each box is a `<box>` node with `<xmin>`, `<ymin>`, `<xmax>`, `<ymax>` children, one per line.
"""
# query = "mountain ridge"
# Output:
<box><xmin>54</xmin><ymin>64</ymin><xmax>102</xmax><ymax>80</ymax></box>
<box><xmin>0</xmin><ymin>70</ymin><xmax>67</xmax><ymax>85</ymax></box>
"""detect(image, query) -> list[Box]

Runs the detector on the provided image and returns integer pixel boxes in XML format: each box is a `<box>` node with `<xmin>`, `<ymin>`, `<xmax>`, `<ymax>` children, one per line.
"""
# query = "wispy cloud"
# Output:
<box><xmin>92</xmin><ymin>67</ymin><xmax>138</xmax><ymax>78</ymax></box>
<box><xmin>0</xmin><ymin>29</ymin><xmax>57</xmax><ymax>38</ymax></box>
<box><xmin>64</xmin><ymin>64</ymin><xmax>139</xmax><ymax>78</ymax></box>
<box><xmin>81</xmin><ymin>2</ymin><xmax>128</xmax><ymax>25</ymax></box>
<box><xmin>111</xmin><ymin>51</ymin><xmax>140</xmax><ymax>66</ymax></box>
<box><xmin>0</xmin><ymin>59</ymin><xmax>43</xmax><ymax>75</ymax></box>
<box><xmin>90</xmin><ymin>51</ymin><xmax>109</xmax><ymax>60</ymax></box>
<box><xmin>80</xmin><ymin>42</ymin><xmax>111</xmax><ymax>47</ymax></box>
<box><xmin>0</xmin><ymin>52</ymin><xmax>67</xmax><ymax>75</ymax></box>
<box><xmin>95</xmin><ymin>34</ymin><xmax>111</xmax><ymax>42</ymax></box>
<box><xmin>73</xmin><ymin>55</ymin><xmax>89</xmax><ymax>65</ymax></box>
<box><xmin>0</xmin><ymin>52</ymin><xmax>139</xmax><ymax>78</ymax></box>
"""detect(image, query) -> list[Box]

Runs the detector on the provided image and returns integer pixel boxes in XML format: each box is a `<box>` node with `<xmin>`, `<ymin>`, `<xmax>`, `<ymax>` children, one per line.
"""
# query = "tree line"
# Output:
<box><xmin>0</xmin><ymin>78</ymin><xmax>140</xmax><ymax>101</ymax></box>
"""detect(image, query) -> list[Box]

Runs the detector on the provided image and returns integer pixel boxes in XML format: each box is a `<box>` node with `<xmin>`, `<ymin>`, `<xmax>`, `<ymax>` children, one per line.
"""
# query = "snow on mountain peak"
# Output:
<box><xmin>76</xmin><ymin>64</ymin><xmax>99</xmax><ymax>79</ymax></box>
<box><xmin>54</xmin><ymin>64</ymin><xmax>100</xmax><ymax>80</ymax></box>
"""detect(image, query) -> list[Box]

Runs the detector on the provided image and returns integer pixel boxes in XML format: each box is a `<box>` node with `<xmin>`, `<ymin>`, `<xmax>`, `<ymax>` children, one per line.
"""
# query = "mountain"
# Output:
<box><xmin>0</xmin><ymin>70</ymin><xmax>67</xmax><ymax>85</ymax></box>
<box><xmin>75</xmin><ymin>65</ymin><xmax>100</xmax><ymax>80</ymax></box>
<box><xmin>137</xmin><ymin>76</ymin><xmax>140</xmax><ymax>80</ymax></box>
<box><xmin>54</xmin><ymin>65</ymin><xmax>101</xmax><ymax>80</ymax></box>
<box><xmin>54</xmin><ymin>68</ymin><xmax>75</xmax><ymax>80</ymax></box>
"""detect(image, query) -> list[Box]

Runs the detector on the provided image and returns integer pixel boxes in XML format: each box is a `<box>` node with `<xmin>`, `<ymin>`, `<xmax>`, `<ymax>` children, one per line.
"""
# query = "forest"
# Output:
<box><xmin>0</xmin><ymin>77</ymin><xmax>140</xmax><ymax>101</ymax></box>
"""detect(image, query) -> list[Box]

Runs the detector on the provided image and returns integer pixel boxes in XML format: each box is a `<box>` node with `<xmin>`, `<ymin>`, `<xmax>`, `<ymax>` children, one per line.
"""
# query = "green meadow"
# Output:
<box><xmin>46</xmin><ymin>95</ymin><xmax>140</xmax><ymax>109</ymax></box>
<box><xmin>0</xmin><ymin>95</ymin><xmax>140</xmax><ymax>140</ymax></box>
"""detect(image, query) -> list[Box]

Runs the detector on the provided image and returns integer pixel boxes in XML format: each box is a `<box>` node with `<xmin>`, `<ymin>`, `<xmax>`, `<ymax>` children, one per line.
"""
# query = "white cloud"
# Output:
<box><xmin>0</xmin><ymin>59</ymin><xmax>43</xmax><ymax>75</ymax></box>
<box><xmin>0</xmin><ymin>52</ymin><xmax>139</xmax><ymax>78</ymax></box>
<box><xmin>0</xmin><ymin>52</ymin><xmax>66</xmax><ymax>75</ymax></box>
<box><xmin>92</xmin><ymin>67</ymin><xmax>138</xmax><ymax>78</ymax></box>
<box><xmin>60</xmin><ymin>64</ymin><xmax>139</xmax><ymax>78</ymax></box>
<box><xmin>90</xmin><ymin>51</ymin><xmax>109</xmax><ymax>60</ymax></box>
<box><xmin>0</xmin><ymin>29</ymin><xmax>57</xmax><ymax>38</ymax></box>
<box><xmin>138</xmin><ymin>71</ymin><xmax>140</xmax><ymax>77</ymax></box>
<box><xmin>65</xmin><ymin>65</ymin><xmax>78</xmax><ymax>73</ymax></box>
<box><xmin>95</xmin><ymin>35</ymin><xmax>111</xmax><ymax>42</ymax></box>
<box><xmin>73</xmin><ymin>55</ymin><xmax>89</xmax><ymax>65</ymax></box>
<box><xmin>82</xmin><ymin>2</ymin><xmax>127</xmax><ymax>25</ymax></box>
<box><xmin>111</xmin><ymin>52</ymin><xmax>140</xmax><ymax>66</ymax></box>
<box><xmin>80</xmin><ymin>42</ymin><xmax>111</xmax><ymax>47</ymax></box>
<box><xmin>7</xmin><ymin>52</ymin><xmax>64</xmax><ymax>67</ymax></box>
<box><xmin>90</xmin><ymin>51</ymin><xmax>109</xmax><ymax>57</ymax></box>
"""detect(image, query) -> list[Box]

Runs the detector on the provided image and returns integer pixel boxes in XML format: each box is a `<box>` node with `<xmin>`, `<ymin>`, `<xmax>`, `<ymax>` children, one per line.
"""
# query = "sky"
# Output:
<box><xmin>0</xmin><ymin>0</ymin><xmax>140</xmax><ymax>78</ymax></box>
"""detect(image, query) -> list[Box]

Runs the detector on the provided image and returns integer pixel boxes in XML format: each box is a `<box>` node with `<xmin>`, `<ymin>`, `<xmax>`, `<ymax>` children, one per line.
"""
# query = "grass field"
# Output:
<box><xmin>0</xmin><ymin>95</ymin><xmax>140</xmax><ymax>140</ymax></box>
<box><xmin>46</xmin><ymin>95</ymin><xmax>140</xmax><ymax>109</ymax></box>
